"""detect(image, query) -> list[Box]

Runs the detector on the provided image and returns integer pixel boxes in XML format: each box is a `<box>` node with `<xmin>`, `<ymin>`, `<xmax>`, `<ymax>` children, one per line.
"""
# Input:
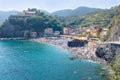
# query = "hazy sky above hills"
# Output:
<box><xmin>0</xmin><ymin>0</ymin><xmax>120</xmax><ymax>12</ymax></box>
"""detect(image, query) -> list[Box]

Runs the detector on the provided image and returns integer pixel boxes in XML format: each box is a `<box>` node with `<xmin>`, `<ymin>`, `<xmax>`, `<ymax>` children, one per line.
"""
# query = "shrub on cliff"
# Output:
<box><xmin>107</xmin><ymin>54</ymin><xmax>120</xmax><ymax>80</ymax></box>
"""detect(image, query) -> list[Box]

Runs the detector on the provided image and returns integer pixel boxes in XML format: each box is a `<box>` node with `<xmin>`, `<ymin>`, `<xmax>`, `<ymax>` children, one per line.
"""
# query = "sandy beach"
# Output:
<box><xmin>31</xmin><ymin>37</ymin><xmax>107</xmax><ymax>65</ymax></box>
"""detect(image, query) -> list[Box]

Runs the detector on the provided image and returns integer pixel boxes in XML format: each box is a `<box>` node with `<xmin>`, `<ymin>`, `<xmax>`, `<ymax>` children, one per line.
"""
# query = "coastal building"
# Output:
<box><xmin>18</xmin><ymin>10</ymin><xmax>36</xmax><ymax>16</ymax></box>
<box><xmin>100</xmin><ymin>28</ymin><xmax>108</xmax><ymax>40</ymax></box>
<box><xmin>74</xmin><ymin>27</ymin><xmax>87</xmax><ymax>35</ymax></box>
<box><xmin>74</xmin><ymin>28</ymin><xmax>81</xmax><ymax>34</ymax></box>
<box><xmin>77</xmin><ymin>37</ymin><xmax>88</xmax><ymax>40</ymax></box>
<box><xmin>44</xmin><ymin>28</ymin><xmax>53</xmax><ymax>34</ymax></box>
<box><xmin>88</xmin><ymin>41</ymin><xmax>97</xmax><ymax>48</ymax></box>
<box><xmin>71</xmin><ymin>36</ymin><xmax>88</xmax><ymax>40</ymax></box>
<box><xmin>86</xmin><ymin>28</ymin><xmax>91</xmax><ymax>32</ymax></box>
<box><xmin>100</xmin><ymin>28</ymin><xmax>108</xmax><ymax>36</ymax></box>
<box><xmin>63</xmin><ymin>27</ymin><xmax>69</xmax><ymax>35</ymax></box>
<box><xmin>54</xmin><ymin>31</ymin><xmax>60</xmax><ymax>37</ymax></box>
<box><xmin>30</xmin><ymin>32</ymin><xmax>37</xmax><ymax>38</ymax></box>
<box><xmin>44</xmin><ymin>28</ymin><xmax>53</xmax><ymax>37</ymax></box>
<box><xmin>90</xmin><ymin>29</ymin><xmax>99</xmax><ymax>37</ymax></box>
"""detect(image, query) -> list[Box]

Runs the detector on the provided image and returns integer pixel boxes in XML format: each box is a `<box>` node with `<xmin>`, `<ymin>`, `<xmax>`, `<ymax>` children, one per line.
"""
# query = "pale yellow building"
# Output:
<box><xmin>100</xmin><ymin>28</ymin><xmax>108</xmax><ymax>40</ymax></box>
<box><xmin>63</xmin><ymin>28</ymin><xmax>69</xmax><ymax>35</ymax></box>
<box><xmin>90</xmin><ymin>29</ymin><xmax>99</xmax><ymax>37</ymax></box>
<box><xmin>100</xmin><ymin>28</ymin><xmax>108</xmax><ymax>36</ymax></box>
<box><xmin>88</xmin><ymin>41</ymin><xmax>97</xmax><ymax>48</ymax></box>
<box><xmin>75</xmin><ymin>37</ymin><xmax>88</xmax><ymax>40</ymax></box>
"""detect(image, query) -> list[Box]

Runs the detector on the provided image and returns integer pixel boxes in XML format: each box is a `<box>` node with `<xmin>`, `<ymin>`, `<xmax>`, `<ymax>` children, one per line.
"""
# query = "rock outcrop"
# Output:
<box><xmin>107</xmin><ymin>24</ymin><xmax>120</xmax><ymax>41</ymax></box>
<box><xmin>95</xmin><ymin>43</ymin><xmax>120</xmax><ymax>64</ymax></box>
<box><xmin>107</xmin><ymin>6</ymin><xmax>120</xmax><ymax>41</ymax></box>
<box><xmin>67</xmin><ymin>39</ymin><xmax>88</xmax><ymax>47</ymax></box>
<box><xmin>97</xmin><ymin>6</ymin><xmax>120</xmax><ymax>64</ymax></box>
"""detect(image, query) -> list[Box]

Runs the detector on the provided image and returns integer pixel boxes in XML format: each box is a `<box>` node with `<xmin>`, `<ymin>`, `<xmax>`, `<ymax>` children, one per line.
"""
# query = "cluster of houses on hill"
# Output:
<box><xmin>28</xmin><ymin>25</ymin><xmax>108</xmax><ymax>42</ymax></box>
<box><xmin>25</xmin><ymin>28</ymin><xmax>61</xmax><ymax>39</ymax></box>
<box><xmin>63</xmin><ymin>26</ymin><xmax>108</xmax><ymax>42</ymax></box>
<box><xmin>17</xmin><ymin>9</ymin><xmax>109</xmax><ymax>41</ymax></box>
<box><xmin>61</xmin><ymin>25</ymin><xmax>109</xmax><ymax>48</ymax></box>
<box><xmin>44</xmin><ymin>28</ymin><xmax>60</xmax><ymax>37</ymax></box>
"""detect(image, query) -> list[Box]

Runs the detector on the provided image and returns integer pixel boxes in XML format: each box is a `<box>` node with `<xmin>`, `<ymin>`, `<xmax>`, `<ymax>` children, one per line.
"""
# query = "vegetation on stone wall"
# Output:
<box><xmin>107</xmin><ymin>54</ymin><xmax>120</xmax><ymax>80</ymax></box>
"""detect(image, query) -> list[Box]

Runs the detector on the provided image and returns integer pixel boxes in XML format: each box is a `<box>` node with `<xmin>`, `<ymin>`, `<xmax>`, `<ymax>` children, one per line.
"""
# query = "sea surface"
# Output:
<box><xmin>0</xmin><ymin>40</ymin><xmax>107</xmax><ymax>80</ymax></box>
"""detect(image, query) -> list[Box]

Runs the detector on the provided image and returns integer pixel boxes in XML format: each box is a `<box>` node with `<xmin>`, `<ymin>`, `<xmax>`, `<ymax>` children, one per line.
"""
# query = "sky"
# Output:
<box><xmin>0</xmin><ymin>0</ymin><xmax>120</xmax><ymax>12</ymax></box>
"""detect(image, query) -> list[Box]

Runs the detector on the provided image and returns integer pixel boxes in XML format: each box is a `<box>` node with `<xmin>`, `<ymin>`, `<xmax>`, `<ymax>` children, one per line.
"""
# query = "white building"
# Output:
<box><xmin>18</xmin><ymin>10</ymin><xmax>36</xmax><ymax>16</ymax></box>
<box><xmin>44</xmin><ymin>28</ymin><xmax>53</xmax><ymax>34</ymax></box>
<box><xmin>30</xmin><ymin>32</ymin><xmax>37</xmax><ymax>38</ymax></box>
<box><xmin>54</xmin><ymin>31</ymin><xmax>60</xmax><ymax>36</ymax></box>
<box><xmin>63</xmin><ymin>27</ymin><xmax>69</xmax><ymax>35</ymax></box>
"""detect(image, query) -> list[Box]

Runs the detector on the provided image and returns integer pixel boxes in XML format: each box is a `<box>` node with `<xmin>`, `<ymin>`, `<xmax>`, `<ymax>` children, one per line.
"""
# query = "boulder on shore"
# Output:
<box><xmin>67</xmin><ymin>39</ymin><xmax>88</xmax><ymax>47</ymax></box>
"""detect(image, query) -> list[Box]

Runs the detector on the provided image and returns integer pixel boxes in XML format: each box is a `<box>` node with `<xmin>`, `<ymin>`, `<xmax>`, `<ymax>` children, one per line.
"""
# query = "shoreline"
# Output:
<box><xmin>0</xmin><ymin>37</ymin><xmax>107</xmax><ymax>65</ymax></box>
<box><xmin>0</xmin><ymin>38</ymin><xmax>25</xmax><ymax>40</ymax></box>
<box><xmin>30</xmin><ymin>37</ymin><xmax>107</xmax><ymax>65</ymax></box>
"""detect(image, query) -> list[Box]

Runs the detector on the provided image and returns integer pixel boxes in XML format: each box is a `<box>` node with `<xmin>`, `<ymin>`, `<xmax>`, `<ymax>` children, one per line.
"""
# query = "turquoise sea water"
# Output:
<box><xmin>0</xmin><ymin>40</ymin><xmax>107</xmax><ymax>80</ymax></box>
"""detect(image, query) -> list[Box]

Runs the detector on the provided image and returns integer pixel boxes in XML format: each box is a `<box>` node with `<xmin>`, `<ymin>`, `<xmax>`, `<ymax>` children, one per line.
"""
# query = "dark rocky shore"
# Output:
<box><xmin>31</xmin><ymin>38</ymin><xmax>107</xmax><ymax>65</ymax></box>
<box><xmin>95</xmin><ymin>43</ymin><xmax>120</xmax><ymax>64</ymax></box>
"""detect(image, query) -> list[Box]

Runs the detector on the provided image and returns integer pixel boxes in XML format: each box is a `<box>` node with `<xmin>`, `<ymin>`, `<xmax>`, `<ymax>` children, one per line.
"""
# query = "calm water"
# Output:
<box><xmin>0</xmin><ymin>40</ymin><xmax>107</xmax><ymax>80</ymax></box>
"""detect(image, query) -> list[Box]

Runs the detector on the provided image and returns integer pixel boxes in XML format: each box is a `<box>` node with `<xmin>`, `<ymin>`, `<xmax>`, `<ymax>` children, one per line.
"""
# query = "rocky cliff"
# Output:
<box><xmin>96</xmin><ymin>5</ymin><xmax>120</xmax><ymax>64</ymax></box>
<box><xmin>107</xmin><ymin>6</ymin><xmax>120</xmax><ymax>41</ymax></box>
<box><xmin>107</xmin><ymin>23</ymin><xmax>120</xmax><ymax>41</ymax></box>
<box><xmin>95</xmin><ymin>44</ymin><xmax>120</xmax><ymax>64</ymax></box>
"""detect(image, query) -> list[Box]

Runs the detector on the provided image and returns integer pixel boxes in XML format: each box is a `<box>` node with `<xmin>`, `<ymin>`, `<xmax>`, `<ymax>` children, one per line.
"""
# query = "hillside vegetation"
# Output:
<box><xmin>94</xmin><ymin>5</ymin><xmax>120</xmax><ymax>80</ymax></box>
<box><xmin>72</xmin><ymin>9</ymin><xmax>115</xmax><ymax>27</ymax></box>
<box><xmin>0</xmin><ymin>7</ymin><xmax>101</xmax><ymax>25</ymax></box>
<box><xmin>108</xmin><ymin>54</ymin><xmax>120</xmax><ymax>80</ymax></box>
<box><xmin>0</xmin><ymin>7</ymin><xmax>115</xmax><ymax>29</ymax></box>
<box><xmin>52</xmin><ymin>7</ymin><xmax>101</xmax><ymax>16</ymax></box>
<box><xmin>110</xmin><ymin>7</ymin><xmax>120</xmax><ymax>80</ymax></box>
<box><xmin>0</xmin><ymin>9</ymin><xmax>62</xmax><ymax>38</ymax></box>
<box><xmin>55</xmin><ymin>8</ymin><xmax>115</xmax><ymax>28</ymax></box>
<box><xmin>105</xmin><ymin>5</ymin><xmax>120</xmax><ymax>41</ymax></box>
<box><xmin>106</xmin><ymin>5</ymin><xmax>120</xmax><ymax>80</ymax></box>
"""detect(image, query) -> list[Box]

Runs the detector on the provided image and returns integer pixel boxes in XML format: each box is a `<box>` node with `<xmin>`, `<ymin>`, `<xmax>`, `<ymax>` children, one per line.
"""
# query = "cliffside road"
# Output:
<box><xmin>100</xmin><ymin>41</ymin><xmax>120</xmax><ymax>45</ymax></box>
